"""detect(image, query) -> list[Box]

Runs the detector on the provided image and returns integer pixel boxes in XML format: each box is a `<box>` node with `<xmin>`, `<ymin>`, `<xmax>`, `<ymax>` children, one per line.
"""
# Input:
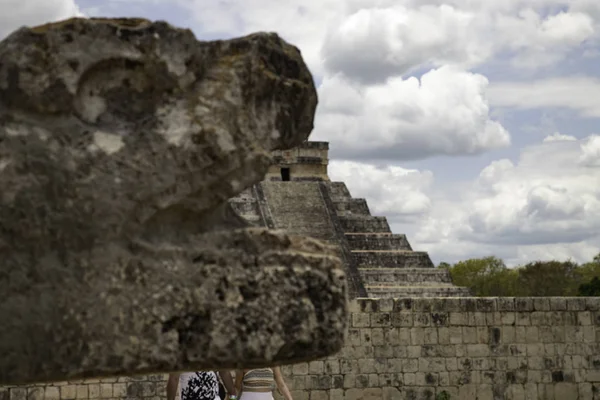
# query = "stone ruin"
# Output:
<box><xmin>0</xmin><ymin>18</ymin><xmax>348</xmax><ymax>385</ymax></box>
<box><xmin>3</xmin><ymin>17</ymin><xmax>600</xmax><ymax>400</ymax></box>
<box><xmin>229</xmin><ymin>141</ymin><xmax>471</xmax><ymax>299</ymax></box>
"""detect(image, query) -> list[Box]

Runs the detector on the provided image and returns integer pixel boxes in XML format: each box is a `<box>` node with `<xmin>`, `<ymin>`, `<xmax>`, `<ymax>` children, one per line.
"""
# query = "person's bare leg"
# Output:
<box><xmin>235</xmin><ymin>370</ymin><xmax>245</xmax><ymax>399</ymax></box>
<box><xmin>166</xmin><ymin>373</ymin><xmax>180</xmax><ymax>400</ymax></box>
<box><xmin>274</xmin><ymin>367</ymin><xmax>292</xmax><ymax>400</ymax></box>
<box><xmin>219</xmin><ymin>370</ymin><xmax>237</xmax><ymax>398</ymax></box>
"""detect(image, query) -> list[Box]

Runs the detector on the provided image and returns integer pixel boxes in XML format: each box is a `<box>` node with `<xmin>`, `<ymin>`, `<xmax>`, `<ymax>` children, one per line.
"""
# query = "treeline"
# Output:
<box><xmin>438</xmin><ymin>254</ymin><xmax>600</xmax><ymax>297</ymax></box>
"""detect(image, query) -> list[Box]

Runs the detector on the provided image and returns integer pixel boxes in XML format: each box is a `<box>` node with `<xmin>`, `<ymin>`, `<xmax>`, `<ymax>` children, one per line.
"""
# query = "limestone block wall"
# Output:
<box><xmin>3</xmin><ymin>297</ymin><xmax>599</xmax><ymax>400</ymax></box>
<box><xmin>0</xmin><ymin>375</ymin><xmax>169</xmax><ymax>400</ymax></box>
<box><xmin>275</xmin><ymin>297</ymin><xmax>600</xmax><ymax>400</ymax></box>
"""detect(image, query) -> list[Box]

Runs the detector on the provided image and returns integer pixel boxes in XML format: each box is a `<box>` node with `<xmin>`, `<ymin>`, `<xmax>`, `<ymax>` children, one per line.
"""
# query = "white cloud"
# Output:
<box><xmin>539</xmin><ymin>12</ymin><xmax>594</xmax><ymax>45</ymax></box>
<box><xmin>415</xmin><ymin>135</ymin><xmax>600</xmax><ymax>264</ymax></box>
<box><xmin>579</xmin><ymin>134</ymin><xmax>600</xmax><ymax>167</ymax></box>
<box><xmin>313</xmin><ymin>66</ymin><xmax>511</xmax><ymax>161</ymax></box>
<box><xmin>543</xmin><ymin>132</ymin><xmax>577</xmax><ymax>142</ymax></box>
<box><xmin>487</xmin><ymin>77</ymin><xmax>600</xmax><ymax>117</ymax></box>
<box><xmin>496</xmin><ymin>10</ymin><xmax>595</xmax><ymax>68</ymax></box>
<box><xmin>571</xmin><ymin>0</ymin><xmax>600</xmax><ymax>26</ymax></box>
<box><xmin>328</xmin><ymin>160</ymin><xmax>432</xmax><ymax>219</ymax></box>
<box><xmin>0</xmin><ymin>0</ymin><xmax>82</xmax><ymax>40</ymax></box>
<box><xmin>321</xmin><ymin>4</ymin><xmax>487</xmax><ymax>83</ymax></box>
<box><xmin>322</xmin><ymin>2</ymin><xmax>597</xmax><ymax>81</ymax></box>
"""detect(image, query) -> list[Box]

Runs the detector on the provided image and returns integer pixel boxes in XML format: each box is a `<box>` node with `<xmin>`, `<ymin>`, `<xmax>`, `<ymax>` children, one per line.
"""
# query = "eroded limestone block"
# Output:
<box><xmin>0</xmin><ymin>18</ymin><xmax>347</xmax><ymax>385</ymax></box>
<box><xmin>0</xmin><ymin>229</ymin><xmax>346</xmax><ymax>384</ymax></box>
<box><xmin>0</xmin><ymin>17</ymin><xmax>318</xmax><ymax>241</ymax></box>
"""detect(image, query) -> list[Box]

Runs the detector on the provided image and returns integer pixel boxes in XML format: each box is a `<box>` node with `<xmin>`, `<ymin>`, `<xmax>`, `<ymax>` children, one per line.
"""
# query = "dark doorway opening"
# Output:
<box><xmin>281</xmin><ymin>168</ymin><xmax>291</xmax><ymax>181</ymax></box>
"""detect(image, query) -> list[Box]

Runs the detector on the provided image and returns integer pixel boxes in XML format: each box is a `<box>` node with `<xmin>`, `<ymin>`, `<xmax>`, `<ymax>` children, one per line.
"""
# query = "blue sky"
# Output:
<box><xmin>2</xmin><ymin>0</ymin><xmax>599</xmax><ymax>266</ymax></box>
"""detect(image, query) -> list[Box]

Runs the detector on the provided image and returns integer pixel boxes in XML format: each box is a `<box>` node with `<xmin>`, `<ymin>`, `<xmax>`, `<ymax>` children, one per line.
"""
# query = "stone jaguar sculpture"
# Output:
<box><xmin>0</xmin><ymin>18</ymin><xmax>347</xmax><ymax>385</ymax></box>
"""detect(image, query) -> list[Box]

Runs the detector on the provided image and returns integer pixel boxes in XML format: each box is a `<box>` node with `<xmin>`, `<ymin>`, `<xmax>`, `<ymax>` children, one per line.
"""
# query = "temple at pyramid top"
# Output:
<box><xmin>267</xmin><ymin>141</ymin><xmax>330</xmax><ymax>181</ymax></box>
<box><xmin>229</xmin><ymin>141</ymin><xmax>470</xmax><ymax>298</ymax></box>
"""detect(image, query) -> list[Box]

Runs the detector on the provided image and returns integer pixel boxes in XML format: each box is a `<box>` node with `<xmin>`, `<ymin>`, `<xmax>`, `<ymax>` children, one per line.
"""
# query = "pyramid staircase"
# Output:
<box><xmin>229</xmin><ymin>180</ymin><xmax>469</xmax><ymax>298</ymax></box>
<box><xmin>321</xmin><ymin>182</ymin><xmax>470</xmax><ymax>298</ymax></box>
<box><xmin>228</xmin><ymin>140</ymin><xmax>469</xmax><ymax>298</ymax></box>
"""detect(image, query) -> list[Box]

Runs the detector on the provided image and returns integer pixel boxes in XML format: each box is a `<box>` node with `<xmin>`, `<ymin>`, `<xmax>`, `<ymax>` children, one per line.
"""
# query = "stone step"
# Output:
<box><xmin>260</xmin><ymin>181</ymin><xmax>338</xmax><ymax>241</ymax></box>
<box><xmin>352</xmin><ymin>250</ymin><xmax>435</xmax><ymax>269</ymax></box>
<box><xmin>366</xmin><ymin>282</ymin><xmax>456</xmax><ymax>287</ymax></box>
<box><xmin>324</xmin><ymin>182</ymin><xmax>352</xmax><ymax>199</ymax></box>
<box><xmin>358</xmin><ymin>267</ymin><xmax>452</xmax><ymax>285</ymax></box>
<box><xmin>365</xmin><ymin>285</ymin><xmax>472</xmax><ymax>298</ymax></box>
<box><xmin>332</xmin><ymin>198</ymin><xmax>371</xmax><ymax>216</ymax></box>
<box><xmin>339</xmin><ymin>215</ymin><xmax>391</xmax><ymax>233</ymax></box>
<box><xmin>345</xmin><ymin>233</ymin><xmax>412</xmax><ymax>251</ymax></box>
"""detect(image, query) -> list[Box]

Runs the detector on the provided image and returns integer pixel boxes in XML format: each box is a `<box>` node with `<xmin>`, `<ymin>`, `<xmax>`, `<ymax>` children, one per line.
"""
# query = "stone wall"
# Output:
<box><xmin>3</xmin><ymin>297</ymin><xmax>599</xmax><ymax>400</ymax></box>
<box><xmin>274</xmin><ymin>297</ymin><xmax>600</xmax><ymax>400</ymax></box>
<box><xmin>267</xmin><ymin>141</ymin><xmax>329</xmax><ymax>180</ymax></box>
<box><xmin>0</xmin><ymin>375</ymin><xmax>169</xmax><ymax>400</ymax></box>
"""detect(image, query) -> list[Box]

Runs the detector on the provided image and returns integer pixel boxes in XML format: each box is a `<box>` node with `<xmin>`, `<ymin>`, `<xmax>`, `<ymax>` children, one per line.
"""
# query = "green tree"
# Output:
<box><xmin>489</xmin><ymin>268</ymin><xmax>521</xmax><ymax>296</ymax></box>
<box><xmin>445</xmin><ymin>253</ymin><xmax>600</xmax><ymax>297</ymax></box>
<box><xmin>577</xmin><ymin>253</ymin><xmax>600</xmax><ymax>281</ymax></box>
<box><xmin>447</xmin><ymin>256</ymin><xmax>519</xmax><ymax>296</ymax></box>
<box><xmin>576</xmin><ymin>252</ymin><xmax>600</xmax><ymax>296</ymax></box>
<box><xmin>578</xmin><ymin>277</ymin><xmax>600</xmax><ymax>296</ymax></box>
<box><xmin>517</xmin><ymin>260</ymin><xmax>580</xmax><ymax>296</ymax></box>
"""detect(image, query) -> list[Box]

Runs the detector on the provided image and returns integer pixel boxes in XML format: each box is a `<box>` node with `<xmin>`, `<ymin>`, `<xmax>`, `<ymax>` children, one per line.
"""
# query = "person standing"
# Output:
<box><xmin>235</xmin><ymin>367</ymin><xmax>292</xmax><ymax>400</ymax></box>
<box><xmin>167</xmin><ymin>371</ymin><xmax>237</xmax><ymax>400</ymax></box>
<box><xmin>217</xmin><ymin>375</ymin><xmax>227</xmax><ymax>400</ymax></box>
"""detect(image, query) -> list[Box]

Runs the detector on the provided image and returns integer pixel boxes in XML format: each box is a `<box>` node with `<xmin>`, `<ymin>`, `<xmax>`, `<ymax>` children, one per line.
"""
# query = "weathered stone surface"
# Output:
<box><xmin>1</xmin><ymin>228</ymin><xmax>346</xmax><ymax>385</ymax></box>
<box><xmin>0</xmin><ymin>17</ymin><xmax>318</xmax><ymax>243</ymax></box>
<box><xmin>0</xmin><ymin>18</ymin><xmax>347</xmax><ymax>384</ymax></box>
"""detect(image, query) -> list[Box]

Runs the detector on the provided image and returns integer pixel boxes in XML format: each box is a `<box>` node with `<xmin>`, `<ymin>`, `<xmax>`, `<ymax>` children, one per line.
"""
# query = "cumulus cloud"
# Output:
<box><xmin>496</xmin><ymin>10</ymin><xmax>595</xmax><ymax>68</ymax></box>
<box><xmin>487</xmin><ymin>77</ymin><xmax>600</xmax><ymax>117</ymax></box>
<box><xmin>328</xmin><ymin>160</ymin><xmax>432</xmax><ymax>220</ymax></box>
<box><xmin>322</xmin><ymin>2</ymin><xmax>597</xmax><ymax>82</ymax></box>
<box><xmin>543</xmin><ymin>132</ymin><xmax>577</xmax><ymax>142</ymax></box>
<box><xmin>415</xmin><ymin>135</ymin><xmax>600</xmax><ymax>263</ymax></box>
<box><xmin>579</xmin><ymin>134</ymin><xmax>600</xmax><ymax>167</ymax></box>
<box><xmin>0</xmin><ymin>0</ymin><xmax>82</xmax><ymax>40</ymax></box>
<box><xmin>313</xmin><ymin>66</ymin><xmax>510</xmax><ymax>161</ymax></box>
<box><xmin>321</xmin><ymin>4</ymin><xmax>487</xmax><ymax>83</ymax></box>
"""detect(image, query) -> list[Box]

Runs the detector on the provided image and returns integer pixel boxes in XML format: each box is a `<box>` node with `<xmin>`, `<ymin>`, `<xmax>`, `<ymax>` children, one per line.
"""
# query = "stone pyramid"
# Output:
<box><xmin>229</xmin><ymin>141</ymin><xmax>470</xmax><ymax>298</ymax></box>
